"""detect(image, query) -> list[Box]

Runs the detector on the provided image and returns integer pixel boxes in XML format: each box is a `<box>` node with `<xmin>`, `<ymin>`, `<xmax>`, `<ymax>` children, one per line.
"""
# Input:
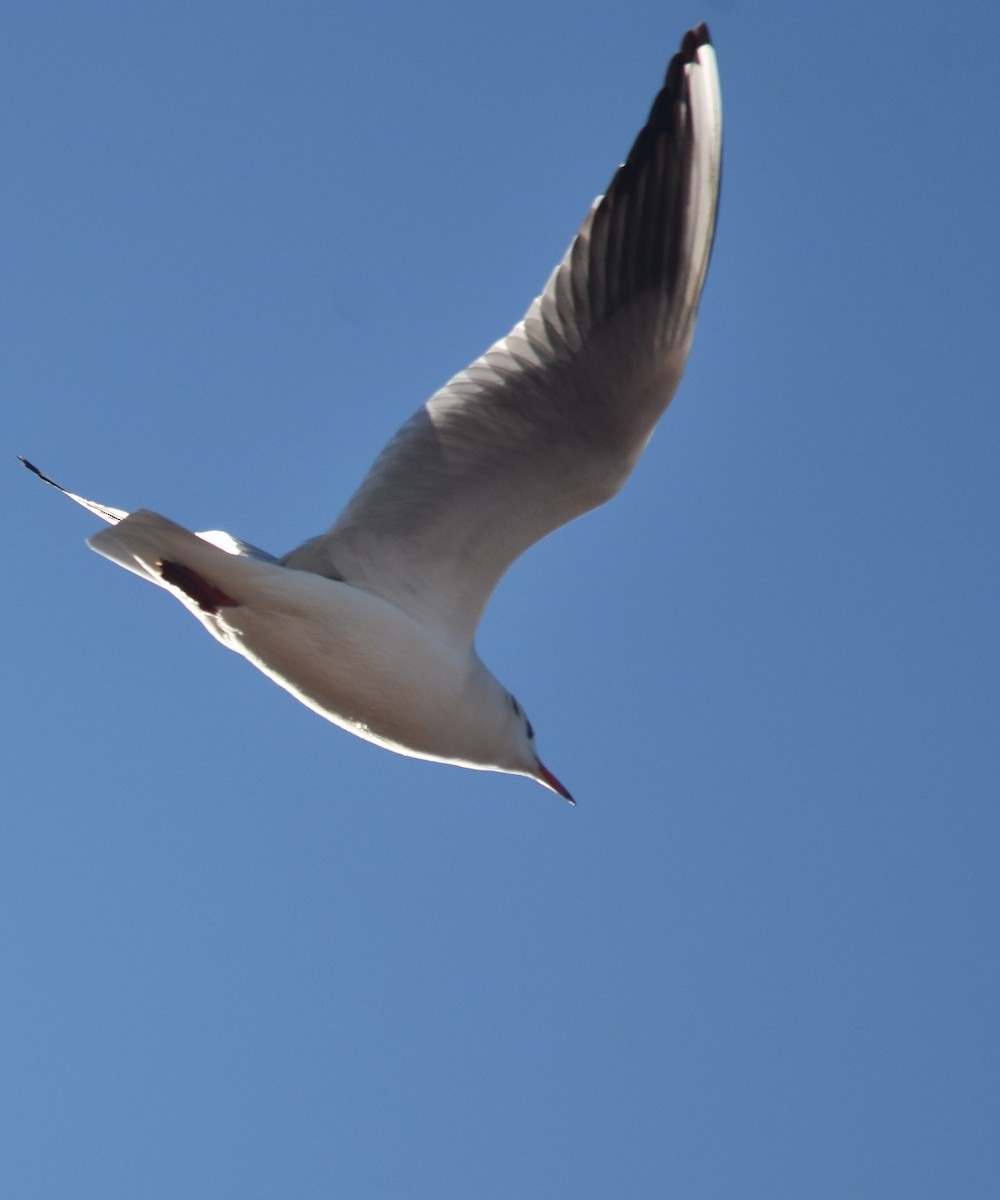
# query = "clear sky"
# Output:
<box><xmin>4</xmin><ymin>1</ymin><xmax>998</xmax><ymax>1196</ymax></box>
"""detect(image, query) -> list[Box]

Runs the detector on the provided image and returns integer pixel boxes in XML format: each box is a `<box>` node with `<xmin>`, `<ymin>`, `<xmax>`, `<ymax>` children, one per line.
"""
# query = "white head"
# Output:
<box><xmin>501</xmin><ymin>691</ymin><xmax>575</xmax><ymax>804</ymax></box>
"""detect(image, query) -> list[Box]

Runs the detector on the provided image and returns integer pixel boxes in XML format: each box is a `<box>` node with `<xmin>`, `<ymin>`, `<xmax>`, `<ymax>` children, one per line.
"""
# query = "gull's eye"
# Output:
<box><xmin>526</xmin><ymin>719</ymin><xmax>535</xmax><ymax>740</ymax></box>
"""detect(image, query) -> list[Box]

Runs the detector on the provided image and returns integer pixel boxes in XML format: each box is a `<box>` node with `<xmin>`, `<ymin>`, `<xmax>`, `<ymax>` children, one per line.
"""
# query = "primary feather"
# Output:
<box><xmin>281</xmin><ymin>25</ymin><xmax>721</xmax><ymax>641</ymax></box>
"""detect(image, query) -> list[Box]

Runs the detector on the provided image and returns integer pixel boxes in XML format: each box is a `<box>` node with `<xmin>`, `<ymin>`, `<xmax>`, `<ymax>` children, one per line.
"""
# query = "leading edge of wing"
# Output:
<box><xmin>283</xmin><ymin>26</ymin><xmax>722</xmax><ymax>644</ymax></box>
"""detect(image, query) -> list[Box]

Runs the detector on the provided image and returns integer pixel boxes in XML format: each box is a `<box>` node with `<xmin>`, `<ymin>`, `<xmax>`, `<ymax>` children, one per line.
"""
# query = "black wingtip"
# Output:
<box><xmin>687</xmin><ymin>22</ymin><xmax>712</xmax><ymax>51</ymax></box>
<box><xmin>662</xmin><ymin>24</ymin><xmax>714</xmax><ymax>103</ymax></box>
<box><xmin>18</xmin><ymin>456</ymin><xmax>56</xmax><ymax>487</ymax></box>
<box><xmin>613</xmin><ymin>26</ymin><xmax>709</xmax><ymax>110</ymax></box>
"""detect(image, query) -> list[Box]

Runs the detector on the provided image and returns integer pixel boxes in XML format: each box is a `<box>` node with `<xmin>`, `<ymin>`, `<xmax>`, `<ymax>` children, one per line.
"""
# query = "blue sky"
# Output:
<box><xmin>4</xmin><ymin>1</ymin><xmax>998</xmax><ymax>1196</ymax></box>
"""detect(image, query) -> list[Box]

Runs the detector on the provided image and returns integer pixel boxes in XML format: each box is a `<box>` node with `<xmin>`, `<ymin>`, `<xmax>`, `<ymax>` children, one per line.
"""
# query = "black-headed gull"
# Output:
<box><xmin>23</xmin><ymin>24</ymin><xmax>721</xmax><ymax>802</ymax></box>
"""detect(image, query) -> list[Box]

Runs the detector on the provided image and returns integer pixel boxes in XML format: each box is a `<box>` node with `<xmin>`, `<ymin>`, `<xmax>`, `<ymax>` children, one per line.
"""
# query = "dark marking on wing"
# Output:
<box><xmin>158</xmin><ymin>561</ymin><xmax>240</xmax><ymax>614</ymax></box>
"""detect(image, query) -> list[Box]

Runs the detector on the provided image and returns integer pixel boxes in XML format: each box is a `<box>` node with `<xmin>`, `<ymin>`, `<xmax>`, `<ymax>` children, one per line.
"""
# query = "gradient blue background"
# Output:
<box><xmin>4</xmin><ymin>2</ymin><xmax>998</xmax><ymax>1196</ymax></box>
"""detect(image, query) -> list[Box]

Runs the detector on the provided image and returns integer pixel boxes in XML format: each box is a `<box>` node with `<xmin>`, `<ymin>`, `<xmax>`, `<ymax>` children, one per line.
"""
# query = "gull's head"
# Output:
<box><xmin>504</xmin><ymin>692</ymin><xmax>575</xmax><ymax>804</ymax></box>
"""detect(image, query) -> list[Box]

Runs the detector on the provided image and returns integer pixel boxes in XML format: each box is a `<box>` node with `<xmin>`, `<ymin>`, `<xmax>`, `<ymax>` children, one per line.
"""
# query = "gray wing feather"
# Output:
<box><xmin>283</xmin><ymin>25</ymin><xmax>722</xmax><ymax>643</ymax></box>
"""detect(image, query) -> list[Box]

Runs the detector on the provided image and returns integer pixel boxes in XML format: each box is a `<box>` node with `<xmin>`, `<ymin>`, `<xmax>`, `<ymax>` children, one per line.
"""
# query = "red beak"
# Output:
<box><xmin>535</xmin><ymin>761</ymin><xmax>575</xmax><ymax>805</ymax></box>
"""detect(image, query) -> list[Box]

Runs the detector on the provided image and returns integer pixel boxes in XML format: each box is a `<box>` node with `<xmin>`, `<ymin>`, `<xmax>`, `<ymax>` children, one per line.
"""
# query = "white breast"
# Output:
<box><xmin>89</xmin><ymin>508</ymin><xmax>516</xmax><ymax>771</ymax></box>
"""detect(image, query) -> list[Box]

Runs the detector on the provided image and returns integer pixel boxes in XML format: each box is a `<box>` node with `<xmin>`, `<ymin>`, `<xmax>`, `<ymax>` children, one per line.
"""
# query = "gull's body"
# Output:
<box><xmin>23</xmin><ymin>25</ymin><xmax>722</xmax><ymax>801</ymax></box>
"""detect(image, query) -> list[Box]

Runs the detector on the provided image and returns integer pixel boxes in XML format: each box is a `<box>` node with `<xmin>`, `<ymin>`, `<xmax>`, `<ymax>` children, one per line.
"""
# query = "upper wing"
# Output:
<box><xmin>283</xmin><ymin>25</ymin><xmax>722</xmax><ymax>643</ymax></box>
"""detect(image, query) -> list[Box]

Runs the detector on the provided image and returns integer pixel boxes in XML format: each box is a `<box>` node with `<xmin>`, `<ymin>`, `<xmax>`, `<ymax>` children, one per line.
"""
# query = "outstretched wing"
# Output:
<box><xmin>283</xmin><ymin>25</ymin><xmax>722</xmax><ymax>644</ymax></box>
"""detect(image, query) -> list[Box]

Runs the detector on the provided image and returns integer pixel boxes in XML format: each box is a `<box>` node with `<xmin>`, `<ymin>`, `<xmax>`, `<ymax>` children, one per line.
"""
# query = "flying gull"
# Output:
<box><xmin>22</xmin><ymin>24</ymin><xmax>722</xmax><ymax>802</ymax></box>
